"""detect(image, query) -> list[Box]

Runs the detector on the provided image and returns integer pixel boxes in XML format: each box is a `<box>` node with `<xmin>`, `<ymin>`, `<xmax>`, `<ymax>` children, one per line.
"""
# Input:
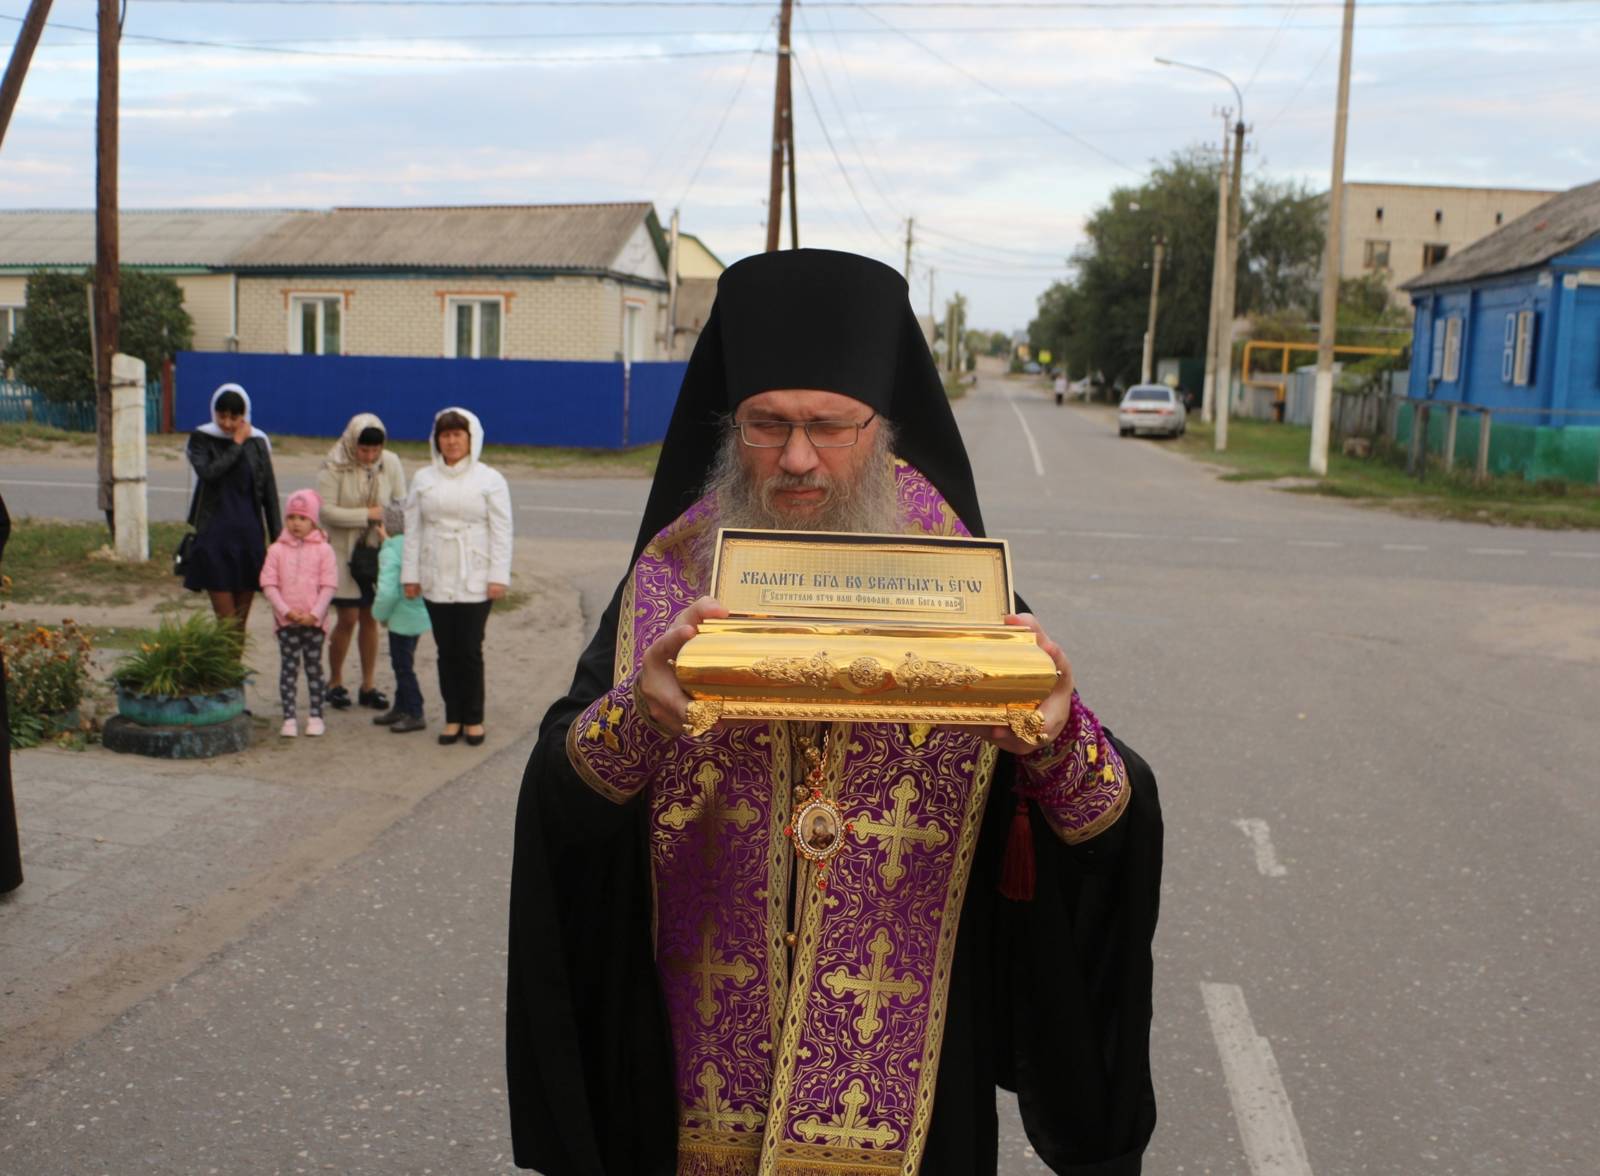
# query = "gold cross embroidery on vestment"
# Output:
<box><xmin>793</xmin><ymin>1078</ymin><xmax>898</xmax><ymax>1149</ymax></box>
<box><xmin>684</xmin><ymin>1060</ymin><xmax>765</xmax><ymax>1134</ymax></box>
<box><xmin>669</xmin><ymin>914</ymin><xmax>758</xmax><ymax>1026</ymax></box>
<box><xmin>819</xmin><ymin>927</ymin><xmax>923</xmax><ymax>1045</ymax></box>
<box><xmin>659</xmin><ymin>760</ymin><xmax>760</xmax><ymax>869</ymax></box>
<box><xmin>850</xmin><ymin>775</ymin><xmax>948</xmax><ymax>890</ymax></box>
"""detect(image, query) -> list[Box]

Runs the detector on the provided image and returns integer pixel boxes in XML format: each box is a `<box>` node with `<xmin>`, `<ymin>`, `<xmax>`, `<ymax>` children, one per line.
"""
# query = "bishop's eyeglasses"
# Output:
<box><xmin>734</xmin><ymin>413</ymin><xmax>877</xmax><ymax>449</ymax></box>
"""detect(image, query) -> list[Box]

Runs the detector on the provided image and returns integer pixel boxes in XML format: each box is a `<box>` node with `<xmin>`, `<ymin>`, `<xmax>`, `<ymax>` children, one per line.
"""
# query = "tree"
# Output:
<box><xmin>1027</xmin><ymin>146</ymin><xmax>1326</xmax><ymax>388</ymax></box>
<box><xmin>988</xmin><ymin>330</ymin><xmax>1010</xmax><ymax>357</ymax></box>
<box><xmin>2</xmin><ymin>268</ymin><xmax>193</xmax><ymax>402</ymax></box>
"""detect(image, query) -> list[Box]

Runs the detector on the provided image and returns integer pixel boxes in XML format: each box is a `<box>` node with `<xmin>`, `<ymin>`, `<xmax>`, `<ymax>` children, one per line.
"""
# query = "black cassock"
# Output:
<box><xmin>505</xmin><ymin>249</ymin><xmax>1164</xmax><ymax>1174</ymax></box>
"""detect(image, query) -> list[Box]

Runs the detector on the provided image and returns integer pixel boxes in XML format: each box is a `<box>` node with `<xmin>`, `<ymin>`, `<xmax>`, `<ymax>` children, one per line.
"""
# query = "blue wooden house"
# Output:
<box><xmin>1401</xmin><ymin>180</ymin><xmax>1600</xmax><ymax>481</ymax></box>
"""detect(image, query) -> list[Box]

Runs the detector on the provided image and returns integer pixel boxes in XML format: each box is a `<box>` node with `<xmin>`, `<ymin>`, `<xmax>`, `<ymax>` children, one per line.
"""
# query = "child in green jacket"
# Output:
<box><xmin>371</xmin><ymin>504</ymin><xmax>432</xmax><ymax>732</ymax></box>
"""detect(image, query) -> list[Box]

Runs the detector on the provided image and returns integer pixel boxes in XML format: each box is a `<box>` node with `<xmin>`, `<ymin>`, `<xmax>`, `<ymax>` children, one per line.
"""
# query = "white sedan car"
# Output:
<box><xmin>1117</xmin><ymin>384</ymin><xmax>1187</xmax><ymax>438</ymax></box>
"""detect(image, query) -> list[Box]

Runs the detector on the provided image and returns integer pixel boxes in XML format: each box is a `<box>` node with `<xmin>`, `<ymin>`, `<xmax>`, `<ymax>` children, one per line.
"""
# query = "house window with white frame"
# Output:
<box><xmin>1511</xmin><ymin>310</ymin><xmax>1536</xmax><ymax>387</ymax></box>
<box><xmin>0</xmin><ymin>305</ymin><xmax>22</xmax><ymax>377</ymax></box>
<box><xmin>446</xmin><ymin>297</ymin><xmax>503</xmax><ymax>359</ymax></box>
<box><xmin>289</xmin><ymin>294</ymin><xmax>343</xmax><ymax>355</ymax></box>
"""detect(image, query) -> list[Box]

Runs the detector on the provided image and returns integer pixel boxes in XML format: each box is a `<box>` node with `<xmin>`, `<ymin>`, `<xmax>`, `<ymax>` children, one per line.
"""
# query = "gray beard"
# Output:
<box><xmin>702</xmin><ymin>422</ymin><xmax>903</xmax><ymax>536</ymax></box>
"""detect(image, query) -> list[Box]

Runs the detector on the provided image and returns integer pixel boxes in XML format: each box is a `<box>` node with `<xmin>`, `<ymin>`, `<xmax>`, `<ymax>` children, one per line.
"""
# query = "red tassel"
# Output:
<box><xmin>998</xmin><ymin>796</ymin><xmax>1035</xmax><ymax>902</ymax></box>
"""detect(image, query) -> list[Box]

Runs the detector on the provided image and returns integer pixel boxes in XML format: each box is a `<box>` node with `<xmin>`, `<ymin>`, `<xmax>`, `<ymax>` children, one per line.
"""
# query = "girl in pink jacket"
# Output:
<box><xmin>260</xmin><ymin>489</ymin><xmax>339</xmax><ymax>738</ymax></box>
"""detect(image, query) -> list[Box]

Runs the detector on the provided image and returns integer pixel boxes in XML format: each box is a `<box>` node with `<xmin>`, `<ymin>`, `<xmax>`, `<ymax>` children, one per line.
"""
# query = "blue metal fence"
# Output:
<box><xmin>0</xmin><ymin>379</ymin><xmax>163</xmax><ymax>433</ymax></box>
<box><xmin>175</xmin><ymin>352</ymin><xmax>689</xmax><ymax>449</ymax></box>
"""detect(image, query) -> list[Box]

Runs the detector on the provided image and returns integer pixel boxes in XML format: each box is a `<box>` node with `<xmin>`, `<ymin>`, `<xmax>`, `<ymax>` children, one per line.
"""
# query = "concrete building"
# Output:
<box><xmin>1337</xmin><ymin>182</ymin><xmax>1560</xmax><ymax>306</ymax></box>
<box><xmin>0</xmin><ymin>204</ymin><xmax>686</xmax><ymax>363</ymax></box>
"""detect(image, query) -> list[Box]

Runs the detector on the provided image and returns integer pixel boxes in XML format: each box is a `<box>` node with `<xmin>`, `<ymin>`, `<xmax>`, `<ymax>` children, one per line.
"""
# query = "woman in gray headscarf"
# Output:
<box><xmin>316</xmin><ymin>413</ymin><xmax>407</xmax><ymax>711</ymax></box>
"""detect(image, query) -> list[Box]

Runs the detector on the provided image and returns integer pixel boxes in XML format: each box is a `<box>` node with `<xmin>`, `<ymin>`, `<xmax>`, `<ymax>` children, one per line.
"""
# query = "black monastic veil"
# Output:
<box><xmin>506</xmin><ymin>250</ymin><xmax>1163</xmax><ymax>1175</ymax></box>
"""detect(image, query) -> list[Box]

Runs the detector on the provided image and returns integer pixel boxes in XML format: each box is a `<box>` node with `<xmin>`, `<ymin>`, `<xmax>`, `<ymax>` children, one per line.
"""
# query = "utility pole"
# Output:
<box><xmin>1215</xmin><ymin>110</ymin><xmax>1245</xmax><ymax>453</ymax></box>
<box><xmin>94</xmin><ymin>0</ymin><xmax>120</xmax><ymax>526</ymax></box>
<box><xmin>1310</xmin><ymin>0</ymin><xmax>1357</xmax><ymax>475</ymax></box>
<box><xmin>665</xmin><ymin>207</ymin><xmax>680</xmax><ymax>358</ymax></box>
<box><xmin>1140</xmin><ymin>236</ymin><xmax>1165</xmax><ymax>385</ymax></box>
<box><xmin>1201</xmin><ymin>122</ymin><xmax>1230</xmax><ymax>423</ymax></box>
<box><xmin>764</xmin><ymin>0</ymin><xmax>795</xmax><ymax>253</ymax></box>
<box><xmin>785</xmin><ymin>87</ymin><xmax>798</xmax><ymax>249</ymax></box>
<box><xmin>904</xmin><ymin>216</ymin><xmax>914</xmax><ymax>285</ymax></box>
<box><xmin>0</xmin><ymin>0</ymin><xmax>54</xmax><ymax>151</ymax></box>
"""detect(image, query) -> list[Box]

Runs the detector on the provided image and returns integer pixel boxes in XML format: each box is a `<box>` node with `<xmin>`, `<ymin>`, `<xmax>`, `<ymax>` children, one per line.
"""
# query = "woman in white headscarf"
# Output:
<box><xmin>316</xmin><ymin>413</ymin><xmax>407</xmax><ymax>712</ymax></box>
<box><xmin>402</xmin><ymin>407</ymin><xmax>512</xmax><ymax>746</ymax></box>
<box><xmin>183</xmin><ymin>383</ymin><xmax>281</xmax><ymax>627</ymax></box>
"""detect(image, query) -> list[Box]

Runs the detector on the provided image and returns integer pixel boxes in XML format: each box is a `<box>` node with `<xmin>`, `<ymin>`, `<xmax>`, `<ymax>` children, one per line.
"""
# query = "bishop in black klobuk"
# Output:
<box><xmin>507</xmin><ymin>249</ymin><xmax>1163</xmax><ymax>1175</ymax></box>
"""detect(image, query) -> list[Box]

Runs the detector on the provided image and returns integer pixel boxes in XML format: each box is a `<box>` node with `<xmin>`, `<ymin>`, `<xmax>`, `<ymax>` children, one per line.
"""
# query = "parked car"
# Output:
<box><xmin>1117</xmin><ymin>384</ymin><xmax>1187</xmax><ymax>438</ymax></box>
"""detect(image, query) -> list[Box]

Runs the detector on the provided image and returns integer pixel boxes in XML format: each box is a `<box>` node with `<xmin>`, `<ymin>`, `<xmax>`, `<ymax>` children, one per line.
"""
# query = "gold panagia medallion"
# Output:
<box><xmin>787</xmin><ymin>736</ymin><xmax>852</xmax><ymax>890</ymax></box>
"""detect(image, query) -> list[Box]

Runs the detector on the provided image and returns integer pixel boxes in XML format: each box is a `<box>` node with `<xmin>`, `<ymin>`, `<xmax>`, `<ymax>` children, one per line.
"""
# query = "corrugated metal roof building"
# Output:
<box><xmin>0</xmin><ymin>204</ymin><xmax>679</xmax><ymax>362</ymax></box>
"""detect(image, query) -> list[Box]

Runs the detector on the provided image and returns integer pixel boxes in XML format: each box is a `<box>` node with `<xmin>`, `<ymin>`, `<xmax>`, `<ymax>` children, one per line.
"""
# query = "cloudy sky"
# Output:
<box><xmin>2</xmin><ymin>0</ymin><xmax>1595</xmax><ymax>329</ymax></box>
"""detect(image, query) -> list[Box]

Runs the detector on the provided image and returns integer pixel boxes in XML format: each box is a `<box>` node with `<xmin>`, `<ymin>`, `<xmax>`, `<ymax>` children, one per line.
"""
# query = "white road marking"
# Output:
<box><xmin>1190</xmin><ymin>535</ymin><xmax>1244</xmax><ymax>545</ymax></box>
<box><xmin>515</xmin><ymin>504</ymin><xmax>635</xmax><ymax>516</ymax></box>
<box><xmin>1232</xmin><ymin>818</ymin><xmax>1289</xmax><ymax>877</ymax></box>
<box><xmin>1286</xmin><ymin>540</ymin><xmax>1341</xmax><ymax>548</ymax></box>
<box><xmin>1382</xmin><ymin>543</ymin><xmax>1428</xmax><ymax>552</ymax></box>
<box><xmin>1550</xmin><ymin>550</ymin><xmax>1600</xmax><ymax>560</ymax></box>
<box><xmin>1068</xmin><ymin>529</ymin><xmax>1155</xmax><ymax>541</ymax></box>
<box><xmin>1004</xmin><ymin>391</ymin><xmax>1046</xmax><ymax>477</ymax></box>
<box><xmin>0</xmin><ymin>477</ymin><xmax>186</xmax><ymax>494</ymax></box>
<box><xmin>1467</xmin><ymin>547</ymin><xmax>1526</xmax><ymax>556</ymax></box>
<box><xmin>1202</xmin><ymin>983</ymin><xmax>1315</xmax><ymax>1176</ymax></box>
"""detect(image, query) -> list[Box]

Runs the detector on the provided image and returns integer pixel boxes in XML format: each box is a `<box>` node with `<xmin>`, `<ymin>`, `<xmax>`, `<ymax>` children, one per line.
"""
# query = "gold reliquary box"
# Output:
<box><xmin>674</xmin><ymin>529</ymin><xmax>1057</xmax><ymax>743</ymax></box>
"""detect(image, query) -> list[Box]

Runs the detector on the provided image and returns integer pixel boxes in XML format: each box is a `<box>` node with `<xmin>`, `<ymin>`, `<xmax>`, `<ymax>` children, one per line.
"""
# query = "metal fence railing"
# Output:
<box><xmin>0</xmin><ymin>379</ymin><xmax>163</xmax><ymax>434</ymax></box>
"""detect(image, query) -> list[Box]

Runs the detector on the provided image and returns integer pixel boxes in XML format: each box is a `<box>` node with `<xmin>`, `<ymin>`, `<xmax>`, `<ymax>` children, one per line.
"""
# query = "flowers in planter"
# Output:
<box><xmin>3</xmin><ymin>619</ymin><xmax>94</xmax><ymax>749</ymax></box>
<box><xmin>113</xmin><ymin>612</ymin><xmax>248</xmax><ymax>700</ymax></box>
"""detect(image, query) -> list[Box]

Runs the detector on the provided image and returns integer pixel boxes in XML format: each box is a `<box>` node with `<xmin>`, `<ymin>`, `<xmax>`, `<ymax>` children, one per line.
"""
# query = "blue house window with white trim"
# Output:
<box><xmin>1501</xmin><ymin>314</ymin><xmax>1516</xmax><ymax>383</ymax></box>
<box><xmin>1430</xmin><ymin>318</ymin><xmax>1445</xmax><ymax>380</ymax></box>
<box><xmin>1512</xmin><ymin>310</ymin><xmax>1536</xmax><ymax>386</ymax></box>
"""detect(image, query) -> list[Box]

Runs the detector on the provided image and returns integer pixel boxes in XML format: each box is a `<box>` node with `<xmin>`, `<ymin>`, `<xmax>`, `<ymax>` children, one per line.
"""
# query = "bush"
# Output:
<box><xmin>113</xmin><ymin>612</ymin><xmax>247</xmax><ymax>698</ymax></box>
<box><xmin>4</xmin><ymin>620</ymin><xmax>94</xmax><ymax>748</ymax></box>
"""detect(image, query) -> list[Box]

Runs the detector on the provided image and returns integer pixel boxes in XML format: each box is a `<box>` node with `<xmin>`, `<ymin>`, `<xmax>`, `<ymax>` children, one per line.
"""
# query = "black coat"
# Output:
<box><xmin>1</xmin><ymin>491</ymin><xmax>21</xmax><ymax>894</ymax></box>
<box><xmin>505</xmin><ymin>576</ymin><xmax>1164</xmax><ymax>1175</ymax></box>
<box><xmin>185</xmin><ymin>431</ymin><xmax>281</xmax><ymax>541</ymax></box>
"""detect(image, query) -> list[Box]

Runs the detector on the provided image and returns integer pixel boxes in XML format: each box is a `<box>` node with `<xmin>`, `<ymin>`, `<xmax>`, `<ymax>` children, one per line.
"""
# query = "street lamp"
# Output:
<box><xmin>1156</xmin><ymin>56</ymin><xmax>1246</xmax><ymax>451</ymax></box>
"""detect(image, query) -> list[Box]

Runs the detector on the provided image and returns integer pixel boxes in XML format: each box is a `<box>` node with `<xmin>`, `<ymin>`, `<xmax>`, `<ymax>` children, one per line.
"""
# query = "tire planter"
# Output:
<box><xmin>102</xmin><ymin>713</ymin><xmax>253</xmax><ymax>759</ymax></box>
<box><xmin>115</xmin><ymin>685</ymin><xmax>245</xmax><ymax>728</ymax></box>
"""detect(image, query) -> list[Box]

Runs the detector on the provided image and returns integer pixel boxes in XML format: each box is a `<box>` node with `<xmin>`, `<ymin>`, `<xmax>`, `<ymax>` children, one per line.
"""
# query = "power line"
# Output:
<box><xmin>1</xmin><ymin>14</ymin><xmax>765</xmax><ymax>62</ymax></box>
<box><xmin>846</xmin><ymin>3</ymin><xmax>1143</xmax><ymax>176</ymax></box>
<box><xmin>118</xmin><ymin>1</ymin><xmax>1600</xmax><ymax>10</ymax></box>
<box><xmin>674</xmin><ymin>31</ymin><xmax>771</xmax><ymax>206</ymax></box>
<box><xmin>1242</xmin><ymin>0</ymin><xmax>1301</xmax><ymax>94</ymax></box>
<box><xmin>791</xmin><ymin>51</ymin><xmax>898</xmax><ymax>247</ymax></box>
<box><xmin>918</xmin><ymin>224</ymin><xmax>1069</xmax><ymax>259</ymax></box>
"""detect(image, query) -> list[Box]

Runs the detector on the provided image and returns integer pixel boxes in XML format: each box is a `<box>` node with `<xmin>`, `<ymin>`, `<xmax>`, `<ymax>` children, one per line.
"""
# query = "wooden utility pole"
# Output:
<box><xmin>1215</xmin><ymin>112</ymin><xmax>1245</xmax><ymax>453</ymax></box>
<box><xmin>904</xmin><ymin>216</ymin><xmax>914</xmax><ymax>284</ymax></box>
<box><xmin>94</xmin><ymin>0</ymin><xmax>120</xmax><ymax>522</ymax></box>
<box><xmin>1141</xmin><ymin>236</ymin><xmax>1165</xmax><ymax>386</ymax></box>
<box><xmin>0</xmin><ymin>0</ymin><xmax>54</xmax><ymax>151</ymax></box>
<box><xmin>1201</xmin><ymin>124</ymin><xmax>1230</xmax><ymax>423</ymax></box>
<box><xmin>1310</xmin><ymin>0</ymin><xmax>1358</xmax><ymax>475</ymax></box>
<box><xmin>764</xmin><ymin>0</ymin><xmax>795</xmax><ymax>252</ymax></box>
<box><xmin>785</xmin><ymin>97</ymin><xmax>799</xmax><ymax>249</ymax></box>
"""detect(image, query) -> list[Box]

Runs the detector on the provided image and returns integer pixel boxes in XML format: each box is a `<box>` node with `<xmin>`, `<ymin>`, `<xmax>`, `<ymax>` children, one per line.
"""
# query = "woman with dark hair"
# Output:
<box><xmin>183</xmin><ymin>383</ymin><xmax>281</xmax><ymax>626</ymax></box>
<box><xmin>317</xmin><ymin>413</ymin><xmax>407</xmax><ymax>711</ymax></box>
<box><xmin>402</xmin><ymin>407</ymin><xmax>513</xmax><ymax>746</ymax></box>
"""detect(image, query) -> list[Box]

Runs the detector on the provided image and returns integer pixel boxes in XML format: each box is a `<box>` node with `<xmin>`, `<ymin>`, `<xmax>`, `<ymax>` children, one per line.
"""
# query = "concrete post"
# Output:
<box><xmin>1475</xmin><ymin>409</ymin><xmax>1492</xmax><ymax>484</ymax></box>
<box><xmin>110</xmin><ymin>352</ymin><xmax>148</xmax><ymax>562</ymax></box>
<box><xmin>1443</xmin><ymin>404</ymin><xmax>1459</xmax><ymax>471</ymax></box>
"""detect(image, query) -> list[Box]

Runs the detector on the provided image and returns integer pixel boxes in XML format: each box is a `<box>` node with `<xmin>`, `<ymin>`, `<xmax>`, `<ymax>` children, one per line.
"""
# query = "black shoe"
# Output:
<box><xmin>372</xmin><ymin>708</ymin><xmax>402</xmax><ymax>726</ymax></box>
<box><xmin>438</xmin><ymin>728</ymin><xmax>462</xmax><ymax>745</ymax></box>
<box><xmin>327</xmin><ymin>685</ymin><xmax>352</xmax><ymax>710</ymax></box>
<box><xmin>389</xmin><ymin>713</ymin><xmax>426</xmax><ymax>734</ymax></box>
<box><xmin>464</xmin><ymin>729</ymin><xmax>486</xmax><ymax>747</ymax></box>
<box><xmin>358</xmin><ymin>688</ymin><xmax>389</xmax><ymax>710</ymax></box>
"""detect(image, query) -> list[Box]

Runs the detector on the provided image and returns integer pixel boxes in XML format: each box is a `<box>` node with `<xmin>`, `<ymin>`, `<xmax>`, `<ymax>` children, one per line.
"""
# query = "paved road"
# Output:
<box><xmin>3</xmin><ymin>373</ymin><xmax>1597</xmax><ymax>1173</ymax></box>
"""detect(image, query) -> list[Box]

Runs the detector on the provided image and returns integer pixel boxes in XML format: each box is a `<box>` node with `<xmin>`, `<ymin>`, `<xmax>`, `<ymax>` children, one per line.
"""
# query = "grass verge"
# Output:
<box><xmin>1172</xmin><ymin>418</ymin><xmax>1600</xmax><ymax>529</ymax></box>
<box><xmin>1</xmin><ymin>519</ymin><xmax>192</xmax><ymax>605</ymax></box>
<box><xmin>0</xmin><ymin>422</ymin><xmax>95</xmax><ymax>450</ymax></box>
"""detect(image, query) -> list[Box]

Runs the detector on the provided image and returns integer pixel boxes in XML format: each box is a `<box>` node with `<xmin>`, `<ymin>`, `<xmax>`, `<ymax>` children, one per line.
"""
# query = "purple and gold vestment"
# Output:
<box><xmin>566</xmin><ymin>462</ymin><xmax>1128</xmax><ymax>1176</ymax></box>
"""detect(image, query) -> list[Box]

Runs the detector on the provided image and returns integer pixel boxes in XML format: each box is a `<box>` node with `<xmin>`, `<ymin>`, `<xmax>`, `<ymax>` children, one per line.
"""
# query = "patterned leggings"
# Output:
<box><xmin>276</xmin><ymin>626</ymin><xmax>327</xmax><ymax>719</ymax></box>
